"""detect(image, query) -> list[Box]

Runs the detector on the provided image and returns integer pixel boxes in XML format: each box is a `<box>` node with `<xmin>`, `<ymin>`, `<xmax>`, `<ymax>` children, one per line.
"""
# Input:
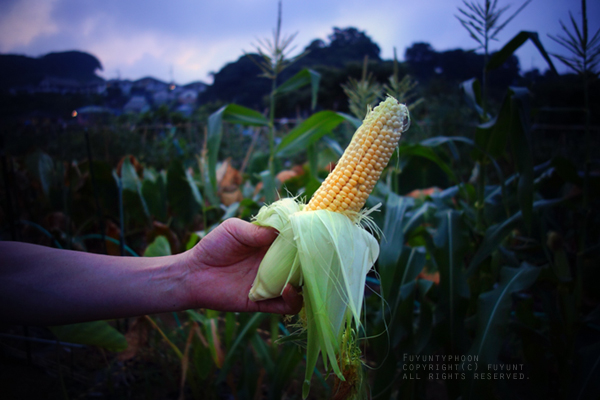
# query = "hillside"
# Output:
<box><xmin>0</xmin><ymin>51</ymin><xmax>103</xmax><ymax>90</ymax></box>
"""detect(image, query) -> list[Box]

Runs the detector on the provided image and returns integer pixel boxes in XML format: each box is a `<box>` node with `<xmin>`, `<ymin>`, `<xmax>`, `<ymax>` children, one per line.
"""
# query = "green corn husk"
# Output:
<box><xmin>249</xmin><ymin>200</ymin><xmax>379</xmax><ymax>399</ymax></box>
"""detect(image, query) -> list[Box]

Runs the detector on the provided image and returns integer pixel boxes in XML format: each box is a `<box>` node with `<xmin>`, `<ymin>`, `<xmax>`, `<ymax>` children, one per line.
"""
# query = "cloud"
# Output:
<box><xmin>1</xmin><ymin>0</ymin><xmax>598</xmax><ymax>82</ymax></box>
<box><xmin>90</xmin><ymin>32</ymin><xmax>243</xmax><ymax>82</ymax></box>
<box><xmin>0</xmin><ymin>0</ymin><xmax>59</xmax><ymax>51</ymax></box>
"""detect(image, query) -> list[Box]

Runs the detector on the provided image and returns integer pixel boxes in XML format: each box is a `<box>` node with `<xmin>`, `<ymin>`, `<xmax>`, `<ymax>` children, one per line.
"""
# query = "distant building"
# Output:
<box><xmin>183</xmin><ymin>81</ymin><xmax>207</xmax><ymax>93</ymax></box>
<box><xmin>175</xmin><ymin>103</ymin><xmax>194</xmax><ymax>116</ymax></box>
<box><xmin>106</xmin><ymin>79</ymin><xmax>133</xmax><ymax>96</ymax></box>
<box><xmin>74</xmin><ymin>105</ymin><xmax>115</xmax><ymax>125</ymax></box>
<box><xmin>153</xmin><ymin>90</ymin><xmax>174</xmax><ymax>105</ymax></box>
<box><xmin>37</xmin><ymin>76</ymin><xmax>106</xmax><ymax>95</ymax></box>
<box><xmin>132</xmin><ymin>77</ymin><xmax>169</xmax><ymax>93</ymax></box>
<box><xmin>177</xmin><ymin>89</ymin><xmax>198</xmax><ymax>104</ymax></box>
<box><xmin>123</xmin><ymin>96</ymin><xmax>150</xmax><ymax>113</ymax></box>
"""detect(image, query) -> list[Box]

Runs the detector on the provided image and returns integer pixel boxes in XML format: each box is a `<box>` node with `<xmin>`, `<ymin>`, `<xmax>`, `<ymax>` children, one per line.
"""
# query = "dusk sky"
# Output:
<box><xmin>0</xmin><ymin>0</ymin><xmax>598</xmax><ymax>84</ymax></box>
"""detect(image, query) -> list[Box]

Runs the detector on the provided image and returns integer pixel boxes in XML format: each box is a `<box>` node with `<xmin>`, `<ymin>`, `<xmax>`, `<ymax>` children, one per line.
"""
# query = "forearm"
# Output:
<box><xmin>0</xmin><ymin>242</ymin><xmax>191</xmax><ymax>325</ymax></box>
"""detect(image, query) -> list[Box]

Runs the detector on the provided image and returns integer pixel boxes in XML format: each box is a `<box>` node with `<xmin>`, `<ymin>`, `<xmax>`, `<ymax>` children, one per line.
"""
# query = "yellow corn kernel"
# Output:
<box><xmin>305</xmin><ymin>97</ymin><xmax>409</xmax><ymax>213</ymax></box>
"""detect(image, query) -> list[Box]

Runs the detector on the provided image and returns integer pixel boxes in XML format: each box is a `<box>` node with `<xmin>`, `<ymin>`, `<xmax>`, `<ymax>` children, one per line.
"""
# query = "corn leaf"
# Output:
<box><xmin>120</xmin><ymin>157</ymin><xmax>150</xmax><ymax>223</ymax></box>
<box><xmin>50</xmin><ymin>321</ymin><xmax>127</xmax><ymax>352</ymax></box>
<box><xmin>198</xmin><ymin>154</ymin><xmax>220</xmax><ymax>207</ymax></box>
<box><xmin>507</xmin><ymin>88</ymin><xmax>534</xmax><ymax>233</ymax></box>
<box><xmin>276</xmin><ymin>111</ymin><xmax>360</xmax><ymax>158</ymax></box>
<box><xmin>468</xmin><ymin>198</ymin><xmax>563</xmax><ymax>275</ymax></box>
<box><xmin>414</xmin><ymin>280</ymin><xmax>434</xmax><ymax>353</ymax></box>
<box><xmin>466</xmin><ymin>264</ymin><xmax>540</xmax><ymax>399</ymax></box>
<box><xmin>572</xmin><ymin>342</ymin><xmax>600</xmax><ymax>400</ymax></box>
<box><xmin>379</xmin><ymin>193</ymin><xmax>412</xmax><ymax>299</ymax></box>
<box><xmin>275</xmin><ymin>68</ymin><xmax>321</xmax><ymax>110</ymax></box>
<box><xmin>26</xmin><ymin>150</ymin><xmax>55</xmax><ymax>197</ymax></box>
<box><xmin>388</xmin><ymin>247</ymin><xmax>427</xmax><ymax>347</ymax></box>
<box><xmin>269</xmin><ymin>344</ymin><xmax>303</xmax><ymax>400</ymax></box>
<box><xmin>259</xmin><ymin>170</ymin><xmax>277</xmax><ymax>204</ymax></box>
<box><xmin>468</xmin><ymin>264</ymin><xmax>540</xmax><ymax>363</ymax></box>
<box><xmin>144</xmin><ymin>235</ymin><xmax>171</xmax><ymax>257</ymax></box>
<box><xmin>80</xmin><ymin>160</ymin><xmax>119</xmax><ymax>216</ymax></box>
<box><xmin>475</xmin><ymin>92</ymin><xmax>512</xmax><ymax>159</ymax></box>
<box><xmin>432</xmin><ymin>210</ymin><xmax>470</xmax><ymax>353</ymax></box>
<box><xmin>141</xmin><ymin>172</ymin><xmax>167</xmax><ymax>222</ymax></box>
<box><xmin>460</xmin><ymin>78</ymin><xmax>486</xmax><ymax>119</ymax></box>
<box><xmin>250</xmin><ymin>333</ymin><xmax>275</xmax><ymax>375</ymax></box>
<box><xmin>212</xmin><ymin>313</ymin><xmax>267</xmax><ymax>383</ymax></box>
<box><xmin>486</xmin><ymin>31</ymin><xmax>557</xmax><ymax>74</ymax></box>
<box><xmin>396</xmin><ymin>144</ymin><xmax>459</xmax><ymax>184</ymax></box>
<box><xmin>167</xmin><ymin>160</ymin><xmax>202</xmax><ymax>224</ymax></box>
<box><xmin>207</xmin><ymin>104</ymin><xmax>269</xmax><ymax>191</ymax></box>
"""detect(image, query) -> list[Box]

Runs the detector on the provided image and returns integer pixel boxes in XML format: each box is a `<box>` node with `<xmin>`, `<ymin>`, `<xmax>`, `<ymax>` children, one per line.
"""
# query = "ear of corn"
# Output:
<box><xmin>249</xmin><ymin>96</ymin><xmax>410</xmax><ymax>399</ymax></box>
<box><xmin>305</xmin><ymin>97</ymin><xmax>409</xmax><ymax>213</ymax></box>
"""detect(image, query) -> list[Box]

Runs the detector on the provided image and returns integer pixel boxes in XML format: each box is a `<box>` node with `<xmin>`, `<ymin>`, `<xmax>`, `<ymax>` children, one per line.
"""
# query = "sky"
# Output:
<box><xmin>0</xmin><ymin>0</ymin><xmax>598</xmax><ymax>84</ymax></box>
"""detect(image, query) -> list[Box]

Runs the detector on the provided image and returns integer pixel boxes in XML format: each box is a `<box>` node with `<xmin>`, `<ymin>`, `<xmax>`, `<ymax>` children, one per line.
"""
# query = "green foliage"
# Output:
<box><xmin>548</xmin><ymin>0</ymin><xmax>600</xmax><ymax>76</ymax></box>
<box><xmin>166</xmin><ymin>160</ymin><xmax>203</xmax><ymax>224</ymax></box>
<box><xmin>244</xmin><ymin>1</ymin><xmax>306</xmax><ymax>80</ymax></box>
<box><xmin>468</xmin><ymin>264</ymin><xmax>540</xmax><ymax>364</ymax></box>
<box><xmin>383</xmin><ymin>48</ymin><xmax>424</xmax><ymax>111</ymax></box>
<box><xmin>275</xmin><ymin>68</ymin><xmax>321</xmax><ymax>110</ymax></box>
<box><xmin>143</xmin><ymin>235</ymin><xmax>171</xmax><ymax>257</ymax></box>
<box><xmin>50</xmin><ymin>321</ymin><xmax>127</xmax><ymax>352</ymax></box>
<box><xmin>120</xmin><ymin>157</ymin><xmax>151</xmax><ymax>224</ymax></box>
<box><xmin>207</xmin><ymin>103</ymin><xmax>269</xmax><ymax>190</ymax></box>
<box><xmin>275</xmin><ymin>110</ymin><xmax>359</xmax><ymax>158</ymax></box>
<box><xmin>456</xmin><ymin>0</ymin><xmax>532</xmax><ymax>53</ymax></box>
<box><xmin>487</xmin><ymin>31</ymin><xmax>557</xmax><ymax>73</ymax></box>
<box><xmin>341</xmin><ymin>56</ymin><xmax>383</xmax><ymax>119</ymax></box>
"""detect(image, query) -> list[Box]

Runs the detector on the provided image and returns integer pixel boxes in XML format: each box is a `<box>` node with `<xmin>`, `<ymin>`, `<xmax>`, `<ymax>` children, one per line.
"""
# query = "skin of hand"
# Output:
<box><xmin>182</xmin><ymin>218</ymin><xmax>303</xmax><ymax>314</ymax></box>
<box><xmin>0</xmin><ymin>218</ymin><xmax>302</xmax><ymax>326</ymax></box>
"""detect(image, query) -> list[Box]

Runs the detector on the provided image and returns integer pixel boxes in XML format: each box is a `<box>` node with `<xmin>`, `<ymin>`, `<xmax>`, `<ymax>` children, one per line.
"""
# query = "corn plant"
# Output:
<box><xmin>243</xmin><ymin>0</ymin><xmax>310</xmax><ymax>199</ymax></box>
<box><xmin>548</xmin><ymin>0</ymin><xmax>600</xmax><ymax>165</ymax></box>
<box><xmin>341</xmin><ymin>56</ymin><xmax>383</xmax><ymax>119</ymax></box>
<box><xmin>383</xmin><ymin>48</ymin><xmax>423</xmax><ymax>112</ymax></box>
<box><xmin>456</xmin><ymin>0</ymin><xmax>532</xmax><ymax>116</ymax></box>
<box><xmin>457</xmin><ymin>0</ymin><xmax>557</xmax><ymax>231</ymax></box>
<box><xmin>359</xmin><ymin>12</ymin><xmax>599</xmax><ymax>400</ymax></box>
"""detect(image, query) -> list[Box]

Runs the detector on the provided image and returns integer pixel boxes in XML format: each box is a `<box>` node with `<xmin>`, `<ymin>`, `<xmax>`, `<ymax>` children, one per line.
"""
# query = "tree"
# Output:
<box><xmin>0</xmin><ymin>51</ymin><xmax>103</xmax><ymax>90</ymax></box>
<box><xmin>404</xmin><ymin>43</ymin><xmax>438</xmax><ymax>80</ymax></box>
<box><xmin>328</xmin><ymin>27</ymin><xmax>381</xmax><ymax>61</ymax></box>
<box><xmin>40</xmin><ymin>51</ymin><xmax>103</xmax><ymax>81</ymax></box>
<box><xmin>200</xmin><ymin>27</ymin><xmax>383</xmax><ymax>109</ymax></box>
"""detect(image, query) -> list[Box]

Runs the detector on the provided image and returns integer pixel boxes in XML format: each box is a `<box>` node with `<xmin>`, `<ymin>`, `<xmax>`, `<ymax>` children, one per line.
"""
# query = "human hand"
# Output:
<box><xmin>181</xmin><ymin>218</ymin><xmax>303</xmax><ymax>314</ymax></box>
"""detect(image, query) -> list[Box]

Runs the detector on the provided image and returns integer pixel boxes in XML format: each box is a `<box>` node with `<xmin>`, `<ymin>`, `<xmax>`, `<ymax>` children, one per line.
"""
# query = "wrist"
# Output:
<box><xmin>148</xmin><ymin>252</ymin><xmax>195</xmax><ymax>313</ymax></box>
<box><xmin>102</xmin><ymin>252</ymin><xmax>194</xmax><ymax>319</ymax></box>
<box><xmin>175</xmin><ymin>248</ymin><xmax>213</xmax><ymax>310</ymax></box>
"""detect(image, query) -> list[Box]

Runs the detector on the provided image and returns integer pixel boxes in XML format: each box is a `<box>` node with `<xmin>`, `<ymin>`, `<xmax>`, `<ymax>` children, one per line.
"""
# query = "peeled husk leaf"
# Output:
<box><xmin>249</xmin><ymin>199</ymin><xmax>379</xmax><ymax>398</ymax></box>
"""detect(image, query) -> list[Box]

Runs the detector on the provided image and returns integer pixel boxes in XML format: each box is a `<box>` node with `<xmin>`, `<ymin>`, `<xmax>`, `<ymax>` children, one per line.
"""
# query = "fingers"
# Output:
<box><xmin>281</xmin><ymin>284</ymin><xmax>303</xmax><ymax>314</ymax></box>
<box><xmin>221</xmin><ymin>218</ymin><xmax>278</xmax><ymax>248</ymax></box>
<box><xmin>251</xmin><ymin>284</ymin><xmax>303</xmax><ymax>315</ymax></box>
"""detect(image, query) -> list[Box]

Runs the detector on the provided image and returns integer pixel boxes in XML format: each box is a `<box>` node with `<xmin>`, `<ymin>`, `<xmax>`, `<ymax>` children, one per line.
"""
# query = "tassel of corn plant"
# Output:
<box><xmin>249</xmin><ymin>96</ymin><xmax>410</xmax><ymax>399</ymax></box>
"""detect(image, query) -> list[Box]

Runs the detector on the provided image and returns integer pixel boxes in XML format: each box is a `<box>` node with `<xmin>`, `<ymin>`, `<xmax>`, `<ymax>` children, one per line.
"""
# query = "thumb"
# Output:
<box><xmin>222</xmin><ymin>218</ymin><xmax>277</xmax><ymax>248</ymax></box>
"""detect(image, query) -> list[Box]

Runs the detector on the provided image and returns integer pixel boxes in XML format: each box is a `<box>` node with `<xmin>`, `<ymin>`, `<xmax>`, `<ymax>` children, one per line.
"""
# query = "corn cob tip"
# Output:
<box><xmin>306</xmin><ymin>97</ymin><xmax>409</xmax><ymax>213</ymax></box>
